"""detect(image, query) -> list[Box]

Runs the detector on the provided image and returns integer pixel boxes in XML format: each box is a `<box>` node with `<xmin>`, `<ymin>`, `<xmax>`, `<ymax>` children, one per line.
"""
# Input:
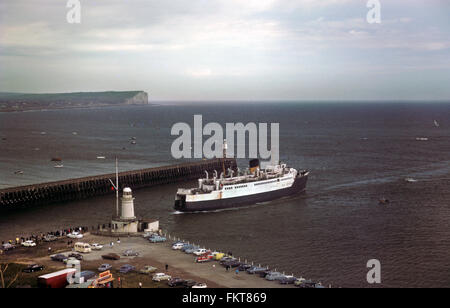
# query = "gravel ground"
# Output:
<box><xmin>2</xmin><ymin>233</ymin><xmax>294</xmax><ymax>288</ymax></box>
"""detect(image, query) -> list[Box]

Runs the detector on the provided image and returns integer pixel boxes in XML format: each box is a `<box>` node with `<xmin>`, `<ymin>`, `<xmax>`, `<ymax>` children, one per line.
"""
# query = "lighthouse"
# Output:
<box><xmin>120</xmin><ymin>187</ymin><xmax>136</xmax><ymax>220</ymax></box>
<box><xmin>98</xmin><ymin>159</ymin><xmax>160</xmax><ymax>236</ymax></box>
<box><xmin>109</xmin><ymin>186</ymin><xmax>138</xmax><ymax>233</ymax></box>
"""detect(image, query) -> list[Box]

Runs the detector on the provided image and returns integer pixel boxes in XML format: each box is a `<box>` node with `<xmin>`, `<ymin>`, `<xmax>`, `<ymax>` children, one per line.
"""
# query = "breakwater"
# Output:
<box><xmin>0</xmin><ymin>159</ymin><xmax>236</xmax><ymax>208</ymax></box>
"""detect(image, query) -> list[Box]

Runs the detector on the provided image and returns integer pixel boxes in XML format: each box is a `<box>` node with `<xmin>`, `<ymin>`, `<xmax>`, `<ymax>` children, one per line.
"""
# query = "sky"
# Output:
<box><xmin>0</xmin><ymin>0</ymin><xmax>449</xmax><ymax>101</ymax></box>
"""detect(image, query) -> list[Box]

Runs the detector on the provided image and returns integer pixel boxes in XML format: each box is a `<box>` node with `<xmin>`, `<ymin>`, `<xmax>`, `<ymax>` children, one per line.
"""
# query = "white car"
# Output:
<box><xmin>67</xmin><ymin>232</ymin><xmax>83</xmax><ymax>239</ymax></box>
<box><xmin>152</xmin><ymin>273</ymin><xmax>172</xmax><ymax>282</ymax></box>
<box><xmin>192</xmin><ymin>283</ymin><xmax>207</xmax><ymax>288</ymax></box>
<box><xmin>172</xmin><ymin>243</ymin><xmax>185</xmax><ymax>250</ymax></box>
<box><xmin>193</xmin><ymin>248</ymin><xmax>208</xmax><ymax>256</ymax></box>
<box><xmin>22</xmin><ymin>240</ymin><xmax>36</xmax><ymax>247</ymax></box>
<box><xmin>91</xmin><ymin>243</ymin><xmax>103</xmax><ymax>250</ymax></box>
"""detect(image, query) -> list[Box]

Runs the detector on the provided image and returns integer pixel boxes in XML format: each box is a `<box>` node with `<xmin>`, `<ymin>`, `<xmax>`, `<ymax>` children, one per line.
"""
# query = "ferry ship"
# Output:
<box><xmin>174</xmin><ymin>159</ymin><xmax>309</xmax><ymax>212</ymax></box>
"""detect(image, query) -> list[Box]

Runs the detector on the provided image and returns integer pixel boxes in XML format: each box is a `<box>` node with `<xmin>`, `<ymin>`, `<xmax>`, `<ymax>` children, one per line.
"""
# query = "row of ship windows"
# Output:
<box><xmin>224</xmin><ymin>184</ymin><xmax>248</xmax><ymax>190</ymax></box>
<box><xmin>224</xmin><ymin>178</ymin><xmax>291</xmax><ymax>190</ymax></box>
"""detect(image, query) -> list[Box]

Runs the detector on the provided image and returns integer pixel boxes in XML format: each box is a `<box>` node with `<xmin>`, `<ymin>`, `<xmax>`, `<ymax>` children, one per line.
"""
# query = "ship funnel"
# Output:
<box><xmin>249</xmin><ymin>159</ymin><xmax>260</xmax><ymax>174</ymax></box>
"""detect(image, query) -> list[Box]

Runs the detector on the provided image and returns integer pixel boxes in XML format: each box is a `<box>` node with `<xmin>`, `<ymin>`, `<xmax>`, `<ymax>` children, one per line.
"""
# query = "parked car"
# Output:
<box><xmin>22</xmin><ymin>240</ymin><xmax>36</xmax><ymax>247</ymax></box>
<box><xmin>265</xmin><ymin>272</ymin><xmax>285</xmax><ymax>281</ymax></box>
<box><xmin>74</xmin><ymin>242</ymin><xmax>91</xmax><ymax>253</ymax></box>
<box><xmin>149</xmin><ymin>235</ymin><xmax>166</xmax><ymax>243</ymax></box>
<box><xmin>223</xmin><ymin>260</ymin><xmax>242</xmax><ymax>268</ymax></box>
<box><xmin>152</xmin><ymin>273</ymin><xmax>172</xmax><ymax>282</ymax></box>
<box><xmin>50</xmin><ymin>254</ymin><xmax>68</xmax><ymax>262</ymax></box>
<box><xmin>172</xmin><ymin>242</ymin><xmax>185</xmax><ymax>250</ymax></box>
<box><xmin>193</xmin><ymin>248</ymin><xmax>209</xmax><ymax>256</ymax></box>
<box><xmin>98</xmin><ymin>264</ymin><xmax>112</xmax><ymax>272</ymax></box>
<box><xmin>102</xmin><ymin>253</ymin><xmax>120</xmax><ymax>260</ymax></box>
<box><xmin>91</xmin><ymin>243</ymin><xmax>103</xmax><ymax>250</ymax></box>
<box><xmin>192</xmin><ymin>283</ymin><xmax>207</xmax><ymax>288</ymax></box>
<box><xmin>44</xmin><ymin>235</ymin><xmax>58</xmax><ymax>242</ymax></box>
<box><xmin>123</xmin><ymin>249</ymin><xmax>139</xmax><ymax>256</ymax></box>
<box><xmin>182</xmin><ymin>279</ymin><xmax>197</xmax><ymax>288</ymax></box>
<box><xmin>213</xmin><ymin>252</ymin><xmax>226</xmax><ymax>260</ymax></box>
<box><xmin>22</xmin><ymin>264</ymin><xmax>45</xmax><ymax>273</ymax></box>
<box><xmin>119</xmin><ymin>264</ymin><xmax>136</xmax><ymax>274</ymax></box>
<box><xmin>143</xmin><ymin>232</ymin><xmax>157</xmax><ymax>238</ymax></box>
<box><xmin>295</xmin><ymin>279</ymin><xmax>321</xmax><ymax>288</ymax></box>
<box><xmin>1</xmin><ymin>243</ymin><xmax>15</xmax><ymax>251</ymax></box>
<box><xmin>246</xmin><ymin>266</ymin><xmax>267</xmax><ymax>275</ymax></box>
<box><xmin>67</xmin><ymin>232</ymin><xmax>83</xmax><ymax>239</ymax></box>
<box><xmin>196</xmin><ymin>254</ymin><xmax>214</xmax><ymax>263</ymax></box>
<box><xmin>185</xmin><ymin>246</ymin><xmax>200</xmax><ymax>254</ymax></box>
<box><xmin>64</xmin><ymin>257</ymin><xmax>80</xmax><ymax>265</ymax></box>
<box><xmin>279</xmin><ymin>275</ymin><xmax>297</xmax><ymax>284</ymax></box>
<box><xmin>140</xmin><ymin>265</ymin><xmax>157</xmax><ymax>274</ymax></box>
<box><xmin>80</xmin><ymin>270</ymin><xmax>96</xmax><ymax>281</ymax></box>
<box><xmin>181</xmin><ymin>244</ymin><xmax>194</xmax><ymax>252</ymax></box>
<box><xmin>258</xmin><ymin>269</ymin><xmax>273</xmax><ymax>278</ymax></box>
<box><xmin>168</xmin><ymin>277</ymin><xmax>185</xmax><ymax>287</ymax></box>
<box><xmin>294</xmin><ymin>278</ymin><xmax>306</xmax><ymax>287</ymax></box>
<box><xmin>238</xmin><ymin>264</ymin><xmax>252</xmax><ymax>271</ymax></box>
<box><xmin>68</xmin><ymin>253</ymin><xmax>83</xmax><ymax>260</ymax></box>
<box><xmin>219</xmin><ymin>257</ymin><xmax>236</xmax><ymax>265</ymax></box>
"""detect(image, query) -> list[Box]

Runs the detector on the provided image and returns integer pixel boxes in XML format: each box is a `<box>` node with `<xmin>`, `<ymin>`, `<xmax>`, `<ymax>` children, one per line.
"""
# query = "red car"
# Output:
<box><xmin>196</xmin><ymin>254</ymin><xmax>214</xmax><ymax>263</ymax></box>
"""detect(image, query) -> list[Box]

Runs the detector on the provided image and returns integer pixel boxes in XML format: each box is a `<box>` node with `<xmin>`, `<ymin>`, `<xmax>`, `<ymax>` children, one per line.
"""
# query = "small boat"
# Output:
<box><xmin>405</xmin><ymin>178</ymin><xmax>418</xmax><ymax>183</ymax></box>
<box><xmin>434</xmin><ymin>120</ymin><xmax>440</xmax><ymax>128</ymax></box>
<box><xmin>415</xmin><ymin>137</ymin><xmax>429</xmax><ymax>141</ymax></box>
<box><xmin>14</xmin><ymin>170</ymin><xmax>24</xmax><ymax>175</ymax></box>
<box><xmin>97</xmin><ymin>156</ymin><xmax>106</xmax><ymax>159</ymax></box>
<box><xmin>54</xmin><ymin>165</ymin><xmax>64</xmax><ymax>168</ymax></box>
<box><xmin>130</xmin><ymin>141</ymin><xmax>136</xmax><ymax>145</ymax></box>
<box><xmin>72</xmin><ymin>132</ymin><xmax>78</xmax><ymax>135</ymax></box>
<box><xmin>379</xmin><ymin>198</ymin><xmax>390</xmax><ymax>205</ymax></box>
<box><xmin>40</xmin><ymin>132</ymin><xmax>47</xmax><ymax>135</ymax></box>
<box><xmin>51</xmin><ymin>157</ymin><xmax>62</xmax><ymax>162</ymax></box>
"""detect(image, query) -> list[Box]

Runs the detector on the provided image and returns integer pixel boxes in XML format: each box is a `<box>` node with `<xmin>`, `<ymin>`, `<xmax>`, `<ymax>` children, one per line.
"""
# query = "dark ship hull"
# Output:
<box><xmin>174</xmin><ymin>173</ymin><xmax>308</xmax><ymax>212</ymax></box>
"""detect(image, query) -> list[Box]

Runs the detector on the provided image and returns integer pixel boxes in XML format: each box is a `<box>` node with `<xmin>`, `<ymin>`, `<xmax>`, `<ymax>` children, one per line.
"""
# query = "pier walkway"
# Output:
<box><xmin>0</xmin><ymin>159</ymin><xmax>236</xmax><ymax>208</ymax></box>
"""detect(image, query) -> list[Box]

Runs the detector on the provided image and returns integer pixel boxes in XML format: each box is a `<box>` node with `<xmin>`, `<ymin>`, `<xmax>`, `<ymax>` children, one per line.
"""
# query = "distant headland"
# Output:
<box><xmin>0</xmin><ymin>91</ymin><xmax>149</xmax><ymax>112</ymax></box>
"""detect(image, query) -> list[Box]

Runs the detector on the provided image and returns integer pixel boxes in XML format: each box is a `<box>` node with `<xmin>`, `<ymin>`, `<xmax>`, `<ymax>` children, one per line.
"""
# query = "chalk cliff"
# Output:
<box><xmin>0</xmin><ymin>91</ymin><xmax>149</xmax><ymax>112</ymax></box>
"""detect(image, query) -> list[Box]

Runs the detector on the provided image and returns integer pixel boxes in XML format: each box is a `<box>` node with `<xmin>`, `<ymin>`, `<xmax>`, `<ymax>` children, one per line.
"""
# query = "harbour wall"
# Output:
<box><xmin>0</xmin><ymin>159</ymin><xmax>236</xmax><ymax>208</ymax></box>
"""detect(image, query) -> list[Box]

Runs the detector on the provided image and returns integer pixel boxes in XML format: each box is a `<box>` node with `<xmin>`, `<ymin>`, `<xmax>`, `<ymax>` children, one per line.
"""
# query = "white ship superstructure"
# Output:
<box><xmin>175</xmin><ymin>159</ymin><xmax>309</xmax><ymax>212</ymax></box>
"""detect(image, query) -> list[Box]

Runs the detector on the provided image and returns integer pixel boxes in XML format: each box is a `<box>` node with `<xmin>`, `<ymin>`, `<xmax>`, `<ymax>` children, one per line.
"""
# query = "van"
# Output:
<box><xmin>74</xmin><ymin>242</ymin><xmax>91</xmax><ymax>253</ymax></box>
